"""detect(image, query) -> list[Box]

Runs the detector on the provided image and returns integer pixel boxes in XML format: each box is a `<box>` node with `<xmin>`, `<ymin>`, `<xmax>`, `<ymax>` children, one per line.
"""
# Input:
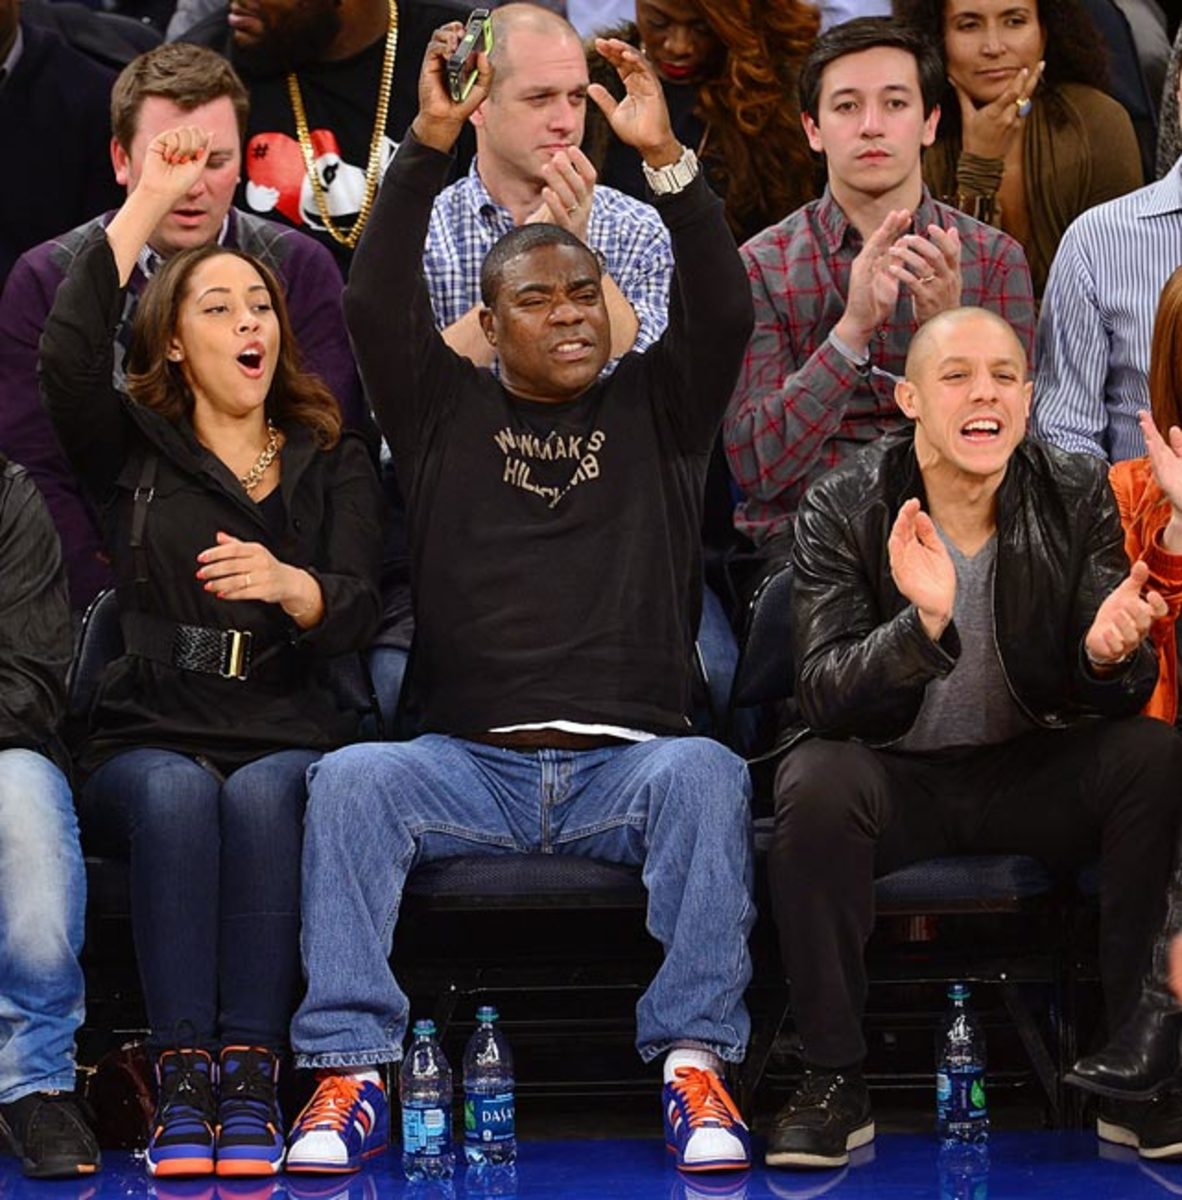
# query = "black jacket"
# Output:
<box><xmin>39</xmin><ymin>231</ymin><xmax>384</xmax><ymax>773</ymax></box>
<box><xmin>790</xmin><ymin>431</ymin><xmax>1156</xmax><ymax>745</ymax></box>
<box><xmin>0</xmin><ymin>457</ymin><xmax>72</xmax><ymax>760</ymax></box>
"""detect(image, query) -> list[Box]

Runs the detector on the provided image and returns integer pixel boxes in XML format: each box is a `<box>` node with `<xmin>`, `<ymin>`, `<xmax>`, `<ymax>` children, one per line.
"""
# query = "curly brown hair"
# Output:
<box><xmin>126</xmin><ymin>245</ymin><xmax>342</xmax><ymax>450</ymax></box>
<box><xmin>892</xmin><ymin>0</ymin><xmax>1110</xmax><ymax>136</ymax></box>
<box><xmin>586</xmin><ymin>0</ymin><xmax>820</xmax><ymax>239</ymax></box>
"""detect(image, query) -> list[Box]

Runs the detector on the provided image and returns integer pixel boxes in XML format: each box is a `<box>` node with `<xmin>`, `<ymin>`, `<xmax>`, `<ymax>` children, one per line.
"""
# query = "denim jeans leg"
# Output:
<box><xmin>218</xmin><ymin>749</ymin><xmax>320</xmax><ymax>1052</ymax></box>
<box><xmin>549</xmin><ymin>737</ymin><xmax>755</xmax><ymax>1064</ymax></box>
<box><xmin>81</xmin><ymin>749</ymin><xmax>222</xmax><ymax>1052</ymax></box>
<box><xmin>292</xmin><ymin>736</ymin><xmax>535</xmax><ymax>1069</ymax></box>
<box><xmin>0</xmin><ymin>750</ymin><xmax>84</xmax><ymax>1104</ymax></box>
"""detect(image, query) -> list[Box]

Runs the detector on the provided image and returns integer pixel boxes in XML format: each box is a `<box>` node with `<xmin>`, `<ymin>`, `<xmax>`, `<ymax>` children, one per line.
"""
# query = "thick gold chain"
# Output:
<box><xmin>286</xmin><ymin>0</ymin><xmax>398</xmax><ymax>249</ymax></box>
<box><xmin>240</xmin><ymin>421</ymin><xmax>282</xmax><ymax>493</ymax></box>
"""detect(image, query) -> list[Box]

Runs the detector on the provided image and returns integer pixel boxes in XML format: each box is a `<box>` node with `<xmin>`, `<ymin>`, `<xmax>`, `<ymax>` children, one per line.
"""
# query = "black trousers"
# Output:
<box><xmin>769</xmin><ymin>717</ymin><xmax>1182</xmax><ymax>1068</ymax></box>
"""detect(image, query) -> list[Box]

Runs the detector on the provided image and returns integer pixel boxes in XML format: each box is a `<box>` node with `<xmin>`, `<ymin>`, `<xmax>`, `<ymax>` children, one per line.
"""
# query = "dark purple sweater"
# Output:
<box><xmin>0</xmin><ymin>208</ymin><xmax>364</xmax><ymax>609</ymax></box>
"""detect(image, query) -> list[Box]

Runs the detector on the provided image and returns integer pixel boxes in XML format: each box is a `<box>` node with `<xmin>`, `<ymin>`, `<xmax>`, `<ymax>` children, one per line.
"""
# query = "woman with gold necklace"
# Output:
<box><xmin>39</xmin><ymin>125</ymin><xmax>383</xmax><ymax>1178</ymax></box>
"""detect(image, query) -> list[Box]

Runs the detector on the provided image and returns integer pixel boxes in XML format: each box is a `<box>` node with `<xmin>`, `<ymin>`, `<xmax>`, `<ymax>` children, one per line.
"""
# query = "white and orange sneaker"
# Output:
<box><xmin>285</xmin><ymin>1074</ymin><xmax>388</xmax><ymax>1173</ymax></box>
<box><xmin>663</xmin><ymin>1066</ymin><xmax>751</xmax><ymax>1173</ymax></box>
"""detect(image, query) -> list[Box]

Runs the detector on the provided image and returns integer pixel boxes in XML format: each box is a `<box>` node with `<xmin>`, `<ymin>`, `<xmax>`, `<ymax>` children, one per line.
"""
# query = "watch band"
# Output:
<box><xmin>642</xmin><ymin>146</ymin><xmax>699</xmax><ymax>196</ymax></box>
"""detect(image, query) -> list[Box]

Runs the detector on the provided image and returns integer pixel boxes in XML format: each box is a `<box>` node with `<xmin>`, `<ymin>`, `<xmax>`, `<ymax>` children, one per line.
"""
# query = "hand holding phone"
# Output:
<box><xmin>447</xmin><ymin>8</ymin><xmax>492</xmax><ymax>103</ymax></box>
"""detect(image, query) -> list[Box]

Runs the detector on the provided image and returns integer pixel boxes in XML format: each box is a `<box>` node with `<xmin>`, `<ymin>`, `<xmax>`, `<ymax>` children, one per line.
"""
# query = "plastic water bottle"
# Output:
<box><xmin>463</xmin><ymin>1005</ymin><xmax>516</xmax><ymax>1166</ymax></box>
<box><xmin>937</xmin><ymin>1141</ymin><xmax>990</xmax><ymax>1200</ymax></box>
<box><xmin>400</xmin><ymin>1019</ymin><xmax>455</xmax><ymax>1180</ymax></box>
<box><xmin>936</xmin><ymin>983</ymin><xmax>989</xmax><ymax>1145</ymax></box>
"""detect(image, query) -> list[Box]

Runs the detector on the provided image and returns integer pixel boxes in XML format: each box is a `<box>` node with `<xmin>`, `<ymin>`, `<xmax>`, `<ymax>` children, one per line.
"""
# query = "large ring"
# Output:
<box><xmin>566</xmin><ymin>205</ymin><xmax>578</xmax><ymax>215</ymax></box>
<box><xmin>1016</xmin><ymin>96</ymin><xmax>1033</xmax><ymax>118</ymax></box>
<box><xmin>919</xmin><ymin>273</ymin><xmax>936</xmax><ymax>283</ymax></box>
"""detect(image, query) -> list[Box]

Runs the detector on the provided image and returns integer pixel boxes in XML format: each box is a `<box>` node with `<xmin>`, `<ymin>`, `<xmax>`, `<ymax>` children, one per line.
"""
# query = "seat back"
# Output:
<box><xmin>67</xmin><ymin>588</ymin><xmax>123</xmax><ymax>728</ymax></box>
<box><xmin>721</xmin><ymin>561</ymin><xmax>795</xmax><ymax>748</ymax></box>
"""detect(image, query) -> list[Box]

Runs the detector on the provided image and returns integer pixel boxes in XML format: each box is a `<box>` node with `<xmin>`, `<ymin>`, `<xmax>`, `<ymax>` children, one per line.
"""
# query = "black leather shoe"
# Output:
<box><xmin>1098</xmin><ymin>1091</ymin><xmax>1182</xmax><ymax>1160</ymax></box>
<box><xmin>0</xmin><ymin>1091</ymin><xmax>101</xmax><ymax>1178</ymax></box>
<box><xmin>1065</xmin><ymin>999</ymin><xmax>1182</xmax><ymax>1100</ymax></box>
<box><xmin>765</xmin><ymin>1071</ymin><xmax>874</xmax><ymax>1169</ymax></box>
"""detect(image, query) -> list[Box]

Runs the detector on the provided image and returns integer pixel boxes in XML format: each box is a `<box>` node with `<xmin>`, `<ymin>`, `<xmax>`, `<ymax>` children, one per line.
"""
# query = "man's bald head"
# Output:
<box><xmin>488</xmin><ymin>3</ymin><xmax>583</xmax><ymax>90</ymax></box>
<box><xmin>905</xmin><ymin>307</ymin><xmax>1027</xmax><ymax>382</ymax></box>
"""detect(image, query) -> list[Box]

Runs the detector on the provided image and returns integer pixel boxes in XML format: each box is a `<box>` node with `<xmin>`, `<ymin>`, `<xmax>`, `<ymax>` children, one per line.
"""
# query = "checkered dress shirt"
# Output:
<box><xmin>424</xmin><ymin>159</ymin><xmax>673</xmax><ymax>353</ymax></box>
<box><xmin>724</xmin><ymin>187</ymin><xmax>1035</xmax><ymax>546</ymax></box>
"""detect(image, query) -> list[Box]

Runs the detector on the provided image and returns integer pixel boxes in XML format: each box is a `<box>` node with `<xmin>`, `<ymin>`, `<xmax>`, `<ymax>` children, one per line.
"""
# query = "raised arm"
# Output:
<box><xmin>344</xmin><ymin>21</ymin><xmax>491</xmax><ymax>456</ymax></box>
<box><xmin>588</xmin><ymin>37</ymin><xmax>752</xmax><ymax>452</ymax></box>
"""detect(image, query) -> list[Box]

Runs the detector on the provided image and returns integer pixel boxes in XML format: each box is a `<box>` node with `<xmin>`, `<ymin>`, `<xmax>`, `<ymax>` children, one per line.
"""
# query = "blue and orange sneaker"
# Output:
<box><xmin>285</xmin><ymin>1074</ymin><xmax>388</xmax><ymax>1173</ymax></box>
<box><xmin>146</xmin><ymin>1049</ymin><xmax>217</xmax><ymax>1177</ymax></box>
<box><xmin>663</xmin><ymin>1067</ymin><xmax>751</xmax><ymax>1173</ymax></box>
<box><xmin>215</xmin><ymin>1047</ymin><xmax>285</xmax><ymax>1176</ymax></box>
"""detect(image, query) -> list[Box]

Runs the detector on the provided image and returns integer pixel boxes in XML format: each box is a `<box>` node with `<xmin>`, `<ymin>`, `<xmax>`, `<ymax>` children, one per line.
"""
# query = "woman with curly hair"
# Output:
<box><xmin>39</xmin><ymin>126</ymin><xmax>382</xmax><ymax>1179</ymax></box>
<box><xmin>894</xmin><ymin>0</ymin><xmax>1142</xmax><ymax>296</ymax></box>
<box><xmin>583</xmin><ymin>0</ymin><xmax>820</xmax><ymax>241</ymax></box>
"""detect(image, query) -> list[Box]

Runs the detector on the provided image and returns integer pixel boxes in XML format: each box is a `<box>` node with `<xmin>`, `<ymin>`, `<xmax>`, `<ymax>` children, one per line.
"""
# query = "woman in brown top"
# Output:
<box><xmin>895</xmin><ymin>0</ymin><xmax>1143</xmax><ymax>297</ymax></box>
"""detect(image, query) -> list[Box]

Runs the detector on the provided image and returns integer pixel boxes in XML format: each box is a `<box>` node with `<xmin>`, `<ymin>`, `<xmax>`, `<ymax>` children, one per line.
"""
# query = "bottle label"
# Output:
<box><xmin>464</xmin><ymin>1092</ymin><xmax>515</xmax><ymax>1144</ymax></box>
<box><xmin>402</xmin><ymin>1103</ymin><xmax>451</xmax><ymax>1156</ymax></box>
<box><xmin>936</xmin><ymin>1066</ymin><xmax>987</xmax><ymax>1123</ymax></box>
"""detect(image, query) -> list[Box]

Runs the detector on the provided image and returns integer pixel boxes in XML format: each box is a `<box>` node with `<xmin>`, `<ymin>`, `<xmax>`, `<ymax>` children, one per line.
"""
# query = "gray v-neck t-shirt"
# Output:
<box><xmin>896</xmin><ymin>532</ymin><xmax>1034</xmax><ymax>753</ymax></box>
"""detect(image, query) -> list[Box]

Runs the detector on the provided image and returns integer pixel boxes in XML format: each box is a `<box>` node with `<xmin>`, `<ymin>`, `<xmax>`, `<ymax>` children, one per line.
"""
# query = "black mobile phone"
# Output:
<box><xmin>447</xmin><ymin>8</ymin><xmax>492</xmax><ymax>103</ymax></box>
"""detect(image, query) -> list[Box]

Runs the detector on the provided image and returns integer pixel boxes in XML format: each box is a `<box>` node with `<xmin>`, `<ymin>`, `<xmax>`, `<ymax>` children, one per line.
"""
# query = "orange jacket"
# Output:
<box><xmin>1110</xmin><ymin>457</ymin><xmax>1182</xmax><ymax>724</ymax></box>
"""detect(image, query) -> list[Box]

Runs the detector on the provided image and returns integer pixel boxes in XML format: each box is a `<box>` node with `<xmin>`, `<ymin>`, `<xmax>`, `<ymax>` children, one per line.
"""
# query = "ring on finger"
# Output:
<box><xmin>1015</xmin><ymin>96</ymin><xmax>1032</xmax><ymax>118</ymax></box>
<box><xmin>918</xmin><ymin>273</ymin><xmax>936</xmax><ymax>284</ymax></box>
<box><xmin>566</xmin><ymin>205</ymin><xmax>578</xmax><ymax>215</ymax></box>
<box><xmin>245</xmin><ymin>573</ymin><xmax>252</xmax><ymax>588</ymax></box>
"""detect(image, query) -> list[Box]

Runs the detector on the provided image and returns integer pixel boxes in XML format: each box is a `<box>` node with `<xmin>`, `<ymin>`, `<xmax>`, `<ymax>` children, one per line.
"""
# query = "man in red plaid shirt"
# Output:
<box><xmin>724</xmin><ymin>18</ymin><xmax>1034</xmax><ymax>556</ymax></box>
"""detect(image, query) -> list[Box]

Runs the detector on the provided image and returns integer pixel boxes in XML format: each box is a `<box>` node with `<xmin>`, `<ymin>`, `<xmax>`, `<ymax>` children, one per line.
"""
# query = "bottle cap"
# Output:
<box><xmin>948</xmin><ymin>983</ymin><xmax>971</xmax><ymax>1001</ymax></box>
<box><xmin>476</xmin><ymin>1005</ymin><xmax>499</xmax><ymax>1022</ymax></box>
<box><xmin>412</xmin><ymin>1019</ymin><xmax>437</xmax><ymax>1036</ymax></box>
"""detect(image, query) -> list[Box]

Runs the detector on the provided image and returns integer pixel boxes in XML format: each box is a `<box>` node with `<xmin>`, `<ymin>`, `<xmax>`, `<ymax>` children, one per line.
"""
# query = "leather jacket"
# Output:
<box><xmin>790</xmin><ymin>431</ymin><xmax>1156</xmax><ymax>745</ymax></box>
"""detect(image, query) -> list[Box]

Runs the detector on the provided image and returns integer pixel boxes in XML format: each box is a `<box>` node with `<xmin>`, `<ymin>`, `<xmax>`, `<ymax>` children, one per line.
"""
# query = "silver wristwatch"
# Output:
<box><xmin>641</xmin><ymin>146</ymin><xmax>700</xmax><ymax>196</ymax></box>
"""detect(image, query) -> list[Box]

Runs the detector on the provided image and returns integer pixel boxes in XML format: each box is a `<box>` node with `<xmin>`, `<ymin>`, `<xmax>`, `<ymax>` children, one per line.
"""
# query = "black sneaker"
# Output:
<box><xmin>215</xmin><ymin>1046</ymin><xmax>284</xmax><ymax>1176</ymax></box>
<box><xmin>764</xmin><ymin>1071</ymin><xmax>874</xmax><ymax>1169</ymax></box>
<box><xmin>1098</xmin><ymin>1091</ymin><xmax>1182</xmax><ymax>1160</ymax></box>
<box><xmin>0</xmin><ymin>1091</ymin><xmax>101</xmax><ymax>1178</ymax></box>
<box><xmin>146</xmin><ymin>1048</ymin><xmax>217</xmax><ymax>1176</ymax></box>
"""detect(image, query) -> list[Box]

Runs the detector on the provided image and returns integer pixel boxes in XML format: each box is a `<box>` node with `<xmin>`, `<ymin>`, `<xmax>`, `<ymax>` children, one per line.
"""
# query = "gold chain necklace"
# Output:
<box><xmin>286</xmin><ymin>0</ymin><xmax>398</xmax><ymax>249</ymax></box>
<box><xmin>240</xmin><ymin>421</ymin><xmax>282</xmax><ymax>493</ymax></box>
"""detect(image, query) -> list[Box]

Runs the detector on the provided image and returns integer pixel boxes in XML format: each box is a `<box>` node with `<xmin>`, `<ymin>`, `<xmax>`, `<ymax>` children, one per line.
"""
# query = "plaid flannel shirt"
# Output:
<box><xmin>724</xmin><ymin>187</ymin><xmax>1035</xmax><ymax>546</ymax></box>
<box><xmin>424</xmin><ymin>159</ymin><xmax>673</xmax><ymax>353</ymax></box>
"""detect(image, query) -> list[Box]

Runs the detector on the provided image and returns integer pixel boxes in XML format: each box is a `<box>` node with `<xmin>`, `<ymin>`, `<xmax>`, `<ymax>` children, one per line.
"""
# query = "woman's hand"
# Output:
<box><xmin>105</xmin><ymin>125</ymin><xmax>212</xmax><ymax>285</ymax></box>
<box><xmin>196</xmin><ymin>531</ymin><xmax>325</xmax><ymax>629</ymax></box>
<box><xmin>952</xmin><ymin>61</ymin><xmax>1044</xmax><ymax>162</ymax></box>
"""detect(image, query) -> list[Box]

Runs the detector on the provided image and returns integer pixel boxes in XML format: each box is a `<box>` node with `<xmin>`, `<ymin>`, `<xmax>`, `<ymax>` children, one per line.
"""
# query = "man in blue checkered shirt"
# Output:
<box><xmin>423</xmin><ymin>3</ymin><xmax>672</xmax><ymax>368</ymax></box>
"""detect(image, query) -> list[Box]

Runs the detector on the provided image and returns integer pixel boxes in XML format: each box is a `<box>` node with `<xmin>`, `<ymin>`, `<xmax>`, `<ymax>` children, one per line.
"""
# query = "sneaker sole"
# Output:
<box><xmin>147</xmin><ymin>1156</ymin><xmax>215</xmax><ymax>1177</ymax></box>
<box><xmin>21</xmin><ymin>1158</ymin><xmax>100</xmax><ymax>1180</ymax></box>
<box><xmin>1097</xmin><ymin>1117</ymin><xmax>1182</xmax><ymax>1160</ymax></box>
<box><xmin>284</xmin><ymin>1142</ymin><xmax>387</xmax><ymax>1174</ymax></box>
<box><xmin>665</xmin><ymin>1142</ymin><xmax>750</xmax><ymax>1173</ymax></box>
<box><xmin>764</xmin><ymin>1120</ymin><xmax>875</xmax><ymax>1169</ymax></box>
<box><xmin>216</xmin><ymin>1158</ymin><xmax>284</xmax><ymax>1177</ymax></box>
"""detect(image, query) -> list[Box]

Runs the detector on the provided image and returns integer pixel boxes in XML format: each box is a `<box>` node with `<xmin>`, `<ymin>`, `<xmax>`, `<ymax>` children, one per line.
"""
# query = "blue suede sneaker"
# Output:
<box><xmin>285</xmin><ymin>1074</ymin><xmax>388</xmax><ymax>1173</ymax></box>
<box><xmin>663</xmin><ymin>1067</ymin><xmax>751</xmax><ymax>1172</ymax></box>
<box><xmin>146</xmin><ymin>1049</ymin><xmax>217</xmax><ymax>1177</ymax></box>
<box><xmin>215</xmin><ymin>1047</ymin><xmax>284</xmax><ymax>1176</ymax></box>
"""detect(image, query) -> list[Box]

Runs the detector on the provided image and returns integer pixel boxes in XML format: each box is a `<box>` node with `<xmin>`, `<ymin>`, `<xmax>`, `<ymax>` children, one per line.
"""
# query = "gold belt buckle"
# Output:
<box><xmin>220</xmin><ymin>629</ymin><xmax>253</xmax><ymax>680</ymax></box>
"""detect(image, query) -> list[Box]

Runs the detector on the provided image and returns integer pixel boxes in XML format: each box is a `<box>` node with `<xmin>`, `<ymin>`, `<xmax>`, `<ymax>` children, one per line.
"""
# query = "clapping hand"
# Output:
<box><xmin>524</xmin><ymin>146</ymin><xmax>597</xmax><ymax>242</ymax></box>
<box><xmin>1084</xmin><ymin>560</ymin><xmax>1167</xmax><ymax>669</ymax></box>
<box><xmin>888</xmin><ymin>498</ymin><xmax>956</xmax><ymax>641</ymax></box>
<box><xmin>889</xmin><ymin>224</ymin><xmax>962</xmax><ymax>324</ymax></box>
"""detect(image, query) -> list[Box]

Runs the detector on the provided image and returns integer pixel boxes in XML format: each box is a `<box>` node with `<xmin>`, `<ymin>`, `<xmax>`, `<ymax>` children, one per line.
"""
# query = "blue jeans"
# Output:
<box><xmin>80</xmin><ymin>747</ymin><xmax>319</xmax><ymax>1053</ymax></box>
<box><xmin>0</xmin><ymin>749</ymin><xmax>84</xmax><ymax>1104</ymax></box>
<box><xmin>292</xmin><ymin>735</ymin><xmax>754</xmax><ymax>1068</ymax></box>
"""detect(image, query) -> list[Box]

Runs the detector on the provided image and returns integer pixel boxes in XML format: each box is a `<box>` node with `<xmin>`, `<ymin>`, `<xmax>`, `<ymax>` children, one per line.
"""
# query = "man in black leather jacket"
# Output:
<box><xmin>765</xmin><ymin>307</ymin><xmax>1182</xmax><ymax>1169</ymax></box>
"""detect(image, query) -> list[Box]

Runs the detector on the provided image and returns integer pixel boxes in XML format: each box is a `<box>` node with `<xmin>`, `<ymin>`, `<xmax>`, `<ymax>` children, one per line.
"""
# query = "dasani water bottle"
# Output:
<box><xmin>936</xmin><ymin>982</ymin><xmax>989</xmax><ymax>1146</ymax></box>
<box><xmin>463</xmin><ymin>1005</ymin><xmax>516</xmax><ymax>1165</ymax></box>
<box><xmin>400</xmin><ymin>1019</ymin><xmax>455</xmax><ymax>1180</ymax></box>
